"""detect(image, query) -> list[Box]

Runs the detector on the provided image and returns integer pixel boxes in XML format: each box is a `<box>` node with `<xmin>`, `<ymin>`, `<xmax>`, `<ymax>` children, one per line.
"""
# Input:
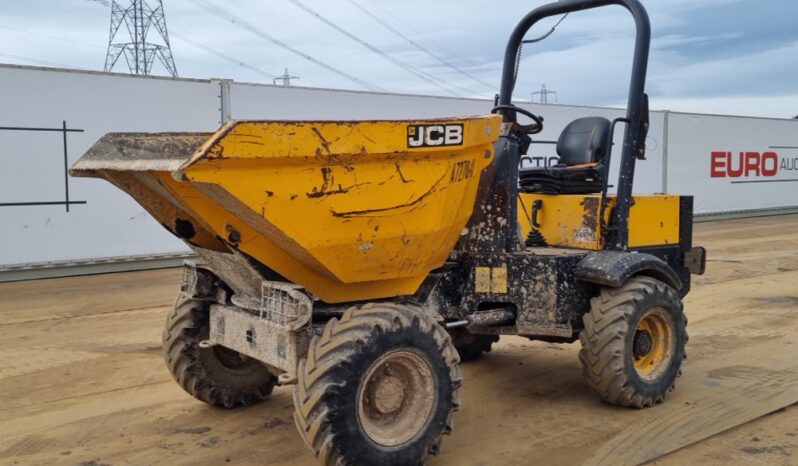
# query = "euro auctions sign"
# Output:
<box><xmin>710</xmin><ymin>151</ymin><xmax>798</xmax><ymax>180</ymax></box>
<box><xmin>666</xmin><ymin>112</ymin><xmax>798</xmax><ymax>214</ymax></box>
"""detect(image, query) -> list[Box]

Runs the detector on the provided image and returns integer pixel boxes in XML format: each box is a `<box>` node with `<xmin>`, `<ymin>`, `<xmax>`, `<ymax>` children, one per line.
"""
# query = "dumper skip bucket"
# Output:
<box><xmin>71</xmin><ymin>116</ymin><xmax>502</xmax><ymax>302</ymax></box>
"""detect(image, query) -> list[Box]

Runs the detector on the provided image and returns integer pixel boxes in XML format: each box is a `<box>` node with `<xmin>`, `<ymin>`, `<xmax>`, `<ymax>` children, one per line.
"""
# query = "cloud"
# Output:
<box><xmin>653</xmin><ymin>94</ymin><xmax>798</xmax><ymax>119</ymax></box>
<box><xmin>0</xmin><ymin>0</ymin><xmax>796</xmax><ymax>117</ymax></box>
<box><xmin>651</xmin><ymin>40</ymin><xmax>798</xmax><ymax>99</ymax></box>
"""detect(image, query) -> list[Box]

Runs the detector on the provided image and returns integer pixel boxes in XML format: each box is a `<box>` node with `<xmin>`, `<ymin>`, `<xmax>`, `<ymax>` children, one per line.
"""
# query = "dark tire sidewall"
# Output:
<box><xmin>451</xmin><ymin>330</ymin><xmax>498</xmax><ymax>362</ymax></box>
<box><xmin>326</xmin><ymin>322</ymin><xmax>453</xmax><ymax>466</ymax></box>
<box><xmin>622</xmin><ymin>285</ymin><xmax>686</xmax><ymax>398</ymax></box>
<box><xmin>167</xmin><ymin>297</ymin><xmax>275</xmax><ymax>407</ymax></box>
<box><xmin>194</xmin><ymin>325</ymin><xmax>276</xmax><ymax>392</ymax></box>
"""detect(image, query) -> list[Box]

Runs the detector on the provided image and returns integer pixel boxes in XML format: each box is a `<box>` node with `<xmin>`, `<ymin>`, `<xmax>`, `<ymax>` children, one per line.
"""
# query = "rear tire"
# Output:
<box><xmin>163</xmin><ymin>295</ymin><xmax>277</xmax><ymax>408</ymax></box>
<box><xmin>293</xmin><ymin>303</ymin><xmax>462</xmax><ymax>466</ymax></box>
<box><xmin>578</xmin><ymin>276</ymin><xmax>687</xmax><ymax>408</ymax></box>
<box><xmin>451</xmin><ymin>330</ymin><xmax>499</xmax><ymax>362</ymax></box>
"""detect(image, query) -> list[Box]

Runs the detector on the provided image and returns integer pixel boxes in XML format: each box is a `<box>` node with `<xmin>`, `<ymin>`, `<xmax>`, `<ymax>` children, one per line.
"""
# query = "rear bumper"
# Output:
<box><xmin>208</xmin><ymin>304</ymin><xmax>310</xmax><ymax>383</ymax></box>
<box><xmin>205</xmin><ymin>280</ymin><xmax>314</xmax><ymax>383</ymax></box>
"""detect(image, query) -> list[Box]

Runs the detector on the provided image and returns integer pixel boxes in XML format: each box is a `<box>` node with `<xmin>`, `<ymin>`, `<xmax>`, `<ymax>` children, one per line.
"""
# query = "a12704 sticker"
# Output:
<box><xmin>450</xmin><ymin>159</ymin><xmax>475</xmax><ymax>183</ymax></box>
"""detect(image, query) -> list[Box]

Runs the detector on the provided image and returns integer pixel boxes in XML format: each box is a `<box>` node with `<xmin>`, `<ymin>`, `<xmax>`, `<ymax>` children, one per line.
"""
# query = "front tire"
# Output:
<box><xmin>163</xmin><ymin>295</ymin><xmax>277</xmax><ymax>408</ymax></box>
<box><xmin>578</xmin><ymin>276</ymin><xmax>687</xmax><ymax>408</ymax></box>
<box><xmin>293</xmin><ymin>303</ymin><xmax>462</xmax><ymax>466</ymax></box>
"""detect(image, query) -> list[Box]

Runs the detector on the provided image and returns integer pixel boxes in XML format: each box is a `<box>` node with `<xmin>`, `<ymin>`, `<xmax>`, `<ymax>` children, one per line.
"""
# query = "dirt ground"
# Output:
<box><xmin>2</xmin><ymin>214</ymin><xmax>798</xmax><ymax>466</ymax></box>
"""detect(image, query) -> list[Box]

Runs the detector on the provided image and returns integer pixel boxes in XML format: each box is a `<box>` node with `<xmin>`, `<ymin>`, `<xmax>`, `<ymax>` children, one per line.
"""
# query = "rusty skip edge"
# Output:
<box><xmin>70</xmin><ymin>132</ymin><xmax>212</xmax><ymax>176</ymax></box>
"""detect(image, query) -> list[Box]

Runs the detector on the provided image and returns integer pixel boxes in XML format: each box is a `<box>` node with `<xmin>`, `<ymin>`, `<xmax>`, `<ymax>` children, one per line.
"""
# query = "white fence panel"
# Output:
<box><xmin>0</xmin><ymin>66</ymin><xmax>221</xmax><ymax>266</ymax></box>
<box><xmin>10</xmin><ymin>65</ymin><xmax>798</xmax><ymax>273</ymax></box>
<box><xmin>665</xmin><ymin>112</ymin><xmax>798</xmax><ymax>214</ymax></box>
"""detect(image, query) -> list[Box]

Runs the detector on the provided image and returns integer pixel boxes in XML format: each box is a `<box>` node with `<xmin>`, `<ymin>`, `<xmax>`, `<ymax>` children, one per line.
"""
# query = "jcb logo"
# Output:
<box><xmin>407</xmin><ymin>124</ymin><xmax>464</xmax><ymax>148</ymax></box>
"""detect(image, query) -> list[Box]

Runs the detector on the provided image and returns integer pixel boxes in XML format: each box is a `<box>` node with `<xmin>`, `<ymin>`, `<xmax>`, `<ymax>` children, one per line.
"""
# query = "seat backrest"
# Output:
<box><xmin>556</xmin><ymin>117</ymin><xmax>612</xmax><ymax>166</ymax></box>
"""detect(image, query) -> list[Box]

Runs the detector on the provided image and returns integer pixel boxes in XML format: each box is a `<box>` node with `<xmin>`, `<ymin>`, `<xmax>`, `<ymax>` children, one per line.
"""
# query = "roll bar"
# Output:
<box><xmin>498</xmin><ymin>0</ymin><xmax>651</xmax><ymax>251</ymax></box>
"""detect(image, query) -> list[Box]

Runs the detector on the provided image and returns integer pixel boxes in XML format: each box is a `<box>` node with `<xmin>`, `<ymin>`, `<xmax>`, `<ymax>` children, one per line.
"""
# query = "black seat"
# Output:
<box><xmin>519</xmin><ymin>117</ymin><xmax>612</xmax><ymax>194</ymax></box>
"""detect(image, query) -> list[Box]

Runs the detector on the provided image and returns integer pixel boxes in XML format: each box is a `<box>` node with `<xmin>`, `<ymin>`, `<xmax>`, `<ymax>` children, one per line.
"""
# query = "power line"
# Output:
<box><xmin>186</xmin><ymin>0</ymin><xmax>385</xmax><ymax>92</ymax></box>
<box><xmin>0</xmin><ymin>22</ymin><xmax>258</xmax><ymax>72</ymax></box>
<box><xmin>2</xmin><ymin>10</ymin><xmax>277</xmax><ymax>78</ymax></box>
<box><xmin>0</xmin><ymin>51</ymin><xmax>73</xmax><ymax>68</ymax></box>
<box><xmin>365</xmin><ymin>0</ymin><xmax>481</xmax><ymax>69</ymax></box>
<box><xmin>284</xmin><ymin>0</ymin><xmax>466</xmax><ymax>97</ymax></box>
<box><xmin>346</xmin><ymin>0</ymin><xmax>494</xmax><ymax>94</ymax></box>
<box><xmin>171</xmin><ymin>31</ymin><xmax>277</xmax><ymax>79</ymax></box>
<box><xmin>0</xmin><ymin>24</ymin><xmax>103</xmax><ymax>49</ymax></box>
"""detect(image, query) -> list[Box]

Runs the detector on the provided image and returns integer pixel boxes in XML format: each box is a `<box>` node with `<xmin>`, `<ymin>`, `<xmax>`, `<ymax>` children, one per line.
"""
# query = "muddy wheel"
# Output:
<box><xmin>293</xmin><ymin>303</ymin><xmax>462</xmax><ymax>466</ymax></box>
<box><xmin>451</xmin><ymin>330</ymin><xmax>499</xmax><ymax>362</ymax></box>
<box><xmin>163</xmin><ymin>295</ymin><xmax>277</xmax><ymax>408</ymax></box>
<box><xmin>579</xmin><ymin>276</ymin><xmax>687</xmax><ymax>408</ymax></box>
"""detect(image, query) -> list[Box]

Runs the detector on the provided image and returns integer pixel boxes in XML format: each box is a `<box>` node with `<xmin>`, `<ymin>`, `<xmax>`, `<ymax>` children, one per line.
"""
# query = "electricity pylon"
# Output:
<box><xmin>104</xmin><ymin>0</ymin><xmax>178</xmax><ymax>77</ymax></box>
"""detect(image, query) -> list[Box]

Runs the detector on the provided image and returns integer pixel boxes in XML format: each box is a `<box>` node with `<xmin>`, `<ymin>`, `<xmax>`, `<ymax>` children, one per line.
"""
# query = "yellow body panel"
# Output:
<box><xmin>170</xmin><ymin>116</ymin><xmax>502</xmax><ymax>303</ymax></box>
<box><xmin>518</xmin><ymin>193</ymin><xmax>680</xmax><ymax>249</ymax></box>
<box><xmin>627</xmin><ymin>196</ymin><xmax>681</xmax><ymax>247</ymax></box>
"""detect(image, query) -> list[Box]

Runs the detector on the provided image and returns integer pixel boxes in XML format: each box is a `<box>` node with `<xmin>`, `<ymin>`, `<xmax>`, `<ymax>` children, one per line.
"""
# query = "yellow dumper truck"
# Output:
<box><xmin>72</xmin><ymin>0</ymin><xmax>705</xmax><ymax>464</ymax></box>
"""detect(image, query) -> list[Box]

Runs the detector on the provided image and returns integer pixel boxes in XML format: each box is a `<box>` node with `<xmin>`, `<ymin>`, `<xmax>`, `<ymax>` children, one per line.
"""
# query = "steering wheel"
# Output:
<box><xmin>492</xmin><ymin>104</ymin><xmax>544</xmax><ymax>135</ymax></box>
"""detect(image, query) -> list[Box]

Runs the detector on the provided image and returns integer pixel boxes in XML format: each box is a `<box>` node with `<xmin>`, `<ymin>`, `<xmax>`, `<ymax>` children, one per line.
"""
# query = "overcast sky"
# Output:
<box><xmin>1</xmin><ymin>0</ymin><xmax>797</xmax><ymax>118</ymax></box>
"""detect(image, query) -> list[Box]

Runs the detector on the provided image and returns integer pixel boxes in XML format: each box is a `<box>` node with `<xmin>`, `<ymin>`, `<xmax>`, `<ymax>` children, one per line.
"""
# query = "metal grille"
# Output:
<box><xmin>259</xmin><ymin>281</ymin><xmax>312</xmax><ymax>330</ymax></box>
<box><xmin>180</xmin><ymin>263</ymin><xmax>198</xmax><ymax>297</ymax></box>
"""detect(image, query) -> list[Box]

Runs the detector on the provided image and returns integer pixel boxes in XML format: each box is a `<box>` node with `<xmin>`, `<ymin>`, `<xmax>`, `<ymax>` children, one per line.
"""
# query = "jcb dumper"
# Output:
<box><xmin>72</xmin><ymin>1</ymin><xmax>705</xmax><ymax>464</ymax></box>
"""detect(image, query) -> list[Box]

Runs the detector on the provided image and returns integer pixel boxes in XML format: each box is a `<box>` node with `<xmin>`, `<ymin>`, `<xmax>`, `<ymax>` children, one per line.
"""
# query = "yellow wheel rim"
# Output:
<box><xmin>632</xmin><ymin>308</ymin><xmax>675</xmax><ymax>382</ymax></box>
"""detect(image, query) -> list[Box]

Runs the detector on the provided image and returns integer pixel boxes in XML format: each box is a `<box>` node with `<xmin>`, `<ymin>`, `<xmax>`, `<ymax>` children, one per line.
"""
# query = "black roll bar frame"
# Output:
<box><xmin>497</xmin><ymin>0</ymin><xmax>651</xmax><ymax>250</ymax></box>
